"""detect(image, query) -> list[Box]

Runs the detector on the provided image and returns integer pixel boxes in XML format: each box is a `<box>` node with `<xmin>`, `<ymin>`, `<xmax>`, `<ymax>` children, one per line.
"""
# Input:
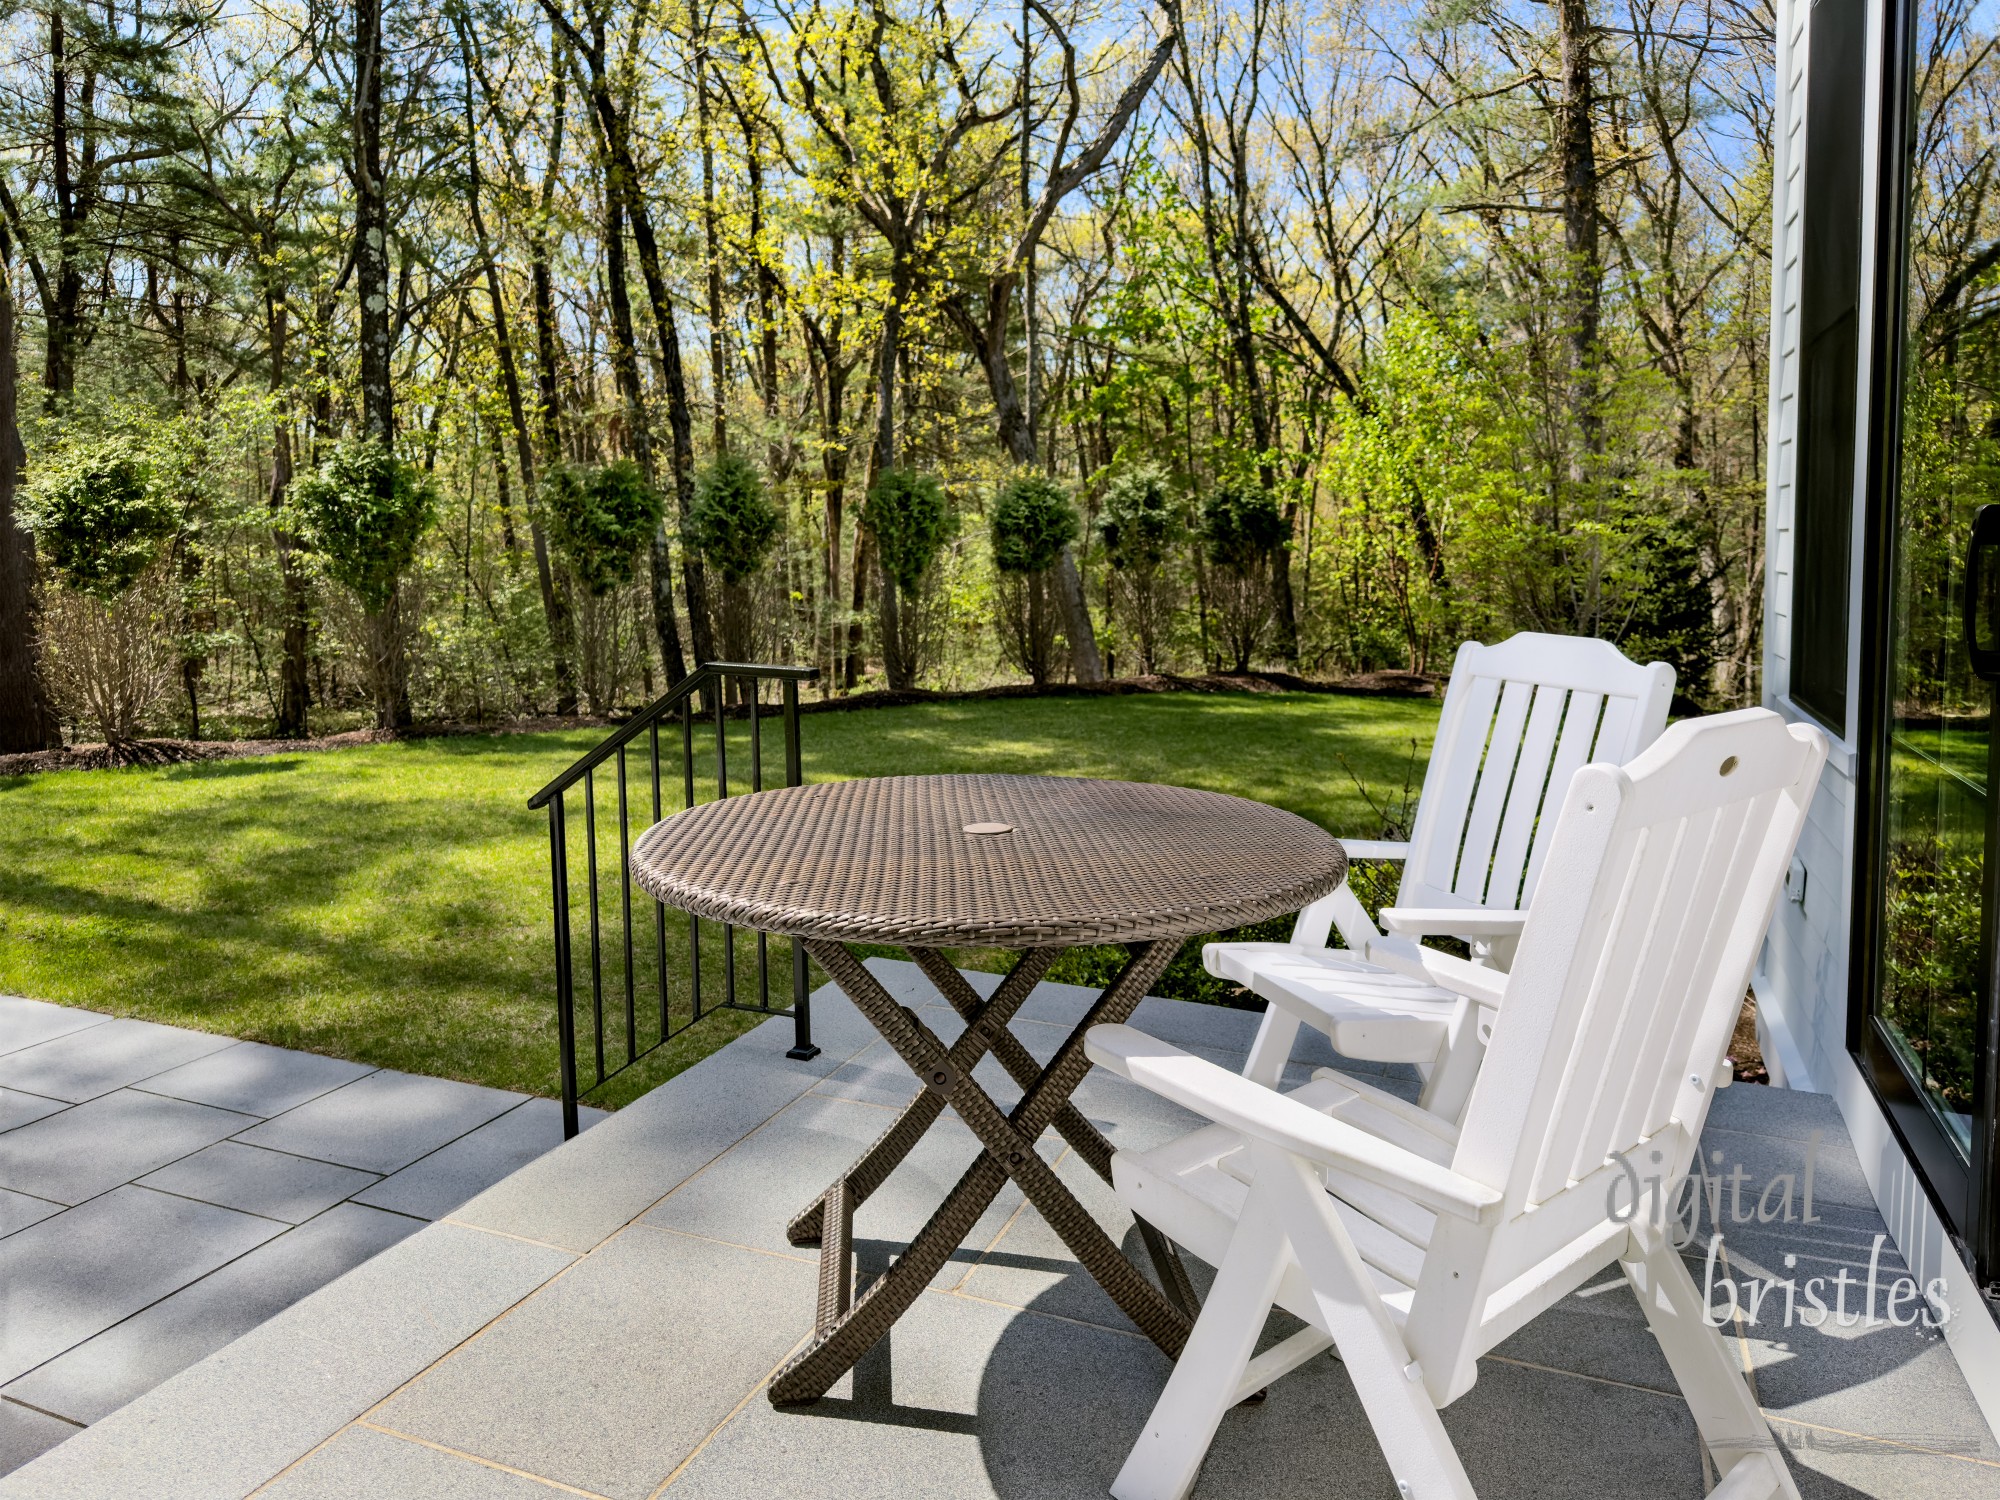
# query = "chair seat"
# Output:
<box><xmin>1113</xmin><ymin>1069</ymin><xmax>1455</xmax><ymax>1329</ymax></box>
<box><xmin>1204</xmin><ymin>941</ymin><xmax>1460</xmax><ymax>1064</ymax></box>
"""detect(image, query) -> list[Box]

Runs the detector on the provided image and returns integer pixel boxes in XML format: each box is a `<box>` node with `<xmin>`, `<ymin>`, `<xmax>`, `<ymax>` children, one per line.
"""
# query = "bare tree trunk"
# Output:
<box><xmin>462</xmin><ymin>18</ymin><xmax>576</xmax><ymax>713</ymax></box>
<box><xmin>980</xmin><ymin>346</ymin><xmax>1104</xmax><ymax>685</ymax></box>
<box><xmin>43</xmin><ymin>7</ymin><xmax>85</xmax><ymax>405</ymax></box>
<box><xmin>694</xmin><ymin>6</ymin><xmax>728</xmax><ymax>455</ymax></box>
<box><xmin>353</xmin><ymin>0</ymin><xmax>409</xmax><ymax>729</ymax></box>
<box><xmin>1557</xmin><ymin>0</ymin><xmax>1603</xmax><ymax>467</ymax></box>
<box><xmin>0</xmin><ymin>239</ymin><xmax>57</xmax><ymax>750</ymax></box>
<box><xmin>846</xmin><ymin>526</ymin><xmax>871</xmax><ymax>689</ymax></box>
<box><xmin>545</xmin><ymin>10</ymin><xmax>696</xmax><ymax>683</ymax></box>
<box><xmin>266</xmin><ymin>296</ymin><xmax>311</xmax><ymax>737</ymax></box>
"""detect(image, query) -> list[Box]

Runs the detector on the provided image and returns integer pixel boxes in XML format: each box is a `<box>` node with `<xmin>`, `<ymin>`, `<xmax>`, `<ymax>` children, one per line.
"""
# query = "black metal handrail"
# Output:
<box><xmin>532</xmin><ymin>661</ymin><xmax>822</xmax><ymax>1136</ymax></box>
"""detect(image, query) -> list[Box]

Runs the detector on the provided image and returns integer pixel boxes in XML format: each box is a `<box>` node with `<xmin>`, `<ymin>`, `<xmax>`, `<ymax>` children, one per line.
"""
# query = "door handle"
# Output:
<box><xmin>1965</xmin><ymin>503</ymin><xmax>2000</xmax><ymax>681</ymax></box>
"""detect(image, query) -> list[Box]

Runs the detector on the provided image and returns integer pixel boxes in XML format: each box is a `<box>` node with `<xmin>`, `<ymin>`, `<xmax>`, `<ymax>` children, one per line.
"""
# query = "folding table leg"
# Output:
<box><xmin>786</xmin><ymin>947</ymin><xmax>1056</xmax><ymax>1247</ymax></box>
<box><xmin>909</xmin><ymin>948</ymin><xmax>1119</xmax><ymax>1180</ymax></box>
<box><xmin>906</xmin><ymin>952</ymin><xmax>1204</xmax><ymax>1320</ymax></box>
<box><xmin>769</xmin><ymin>938</ymin><xmax>1186</xmax><ymax>1406</ymax></box>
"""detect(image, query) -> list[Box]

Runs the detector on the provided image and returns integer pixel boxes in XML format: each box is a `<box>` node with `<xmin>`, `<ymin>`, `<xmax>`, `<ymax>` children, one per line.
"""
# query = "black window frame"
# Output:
<box><xmin>1850</xmin><ymin>0</ymin><xmax>2000</xmax><ymax>1292</ymax></box>
<box><xmin>1791</xmin><ymin>0</ymin><xmax>1869</xmax><ymax>731</ymax></box>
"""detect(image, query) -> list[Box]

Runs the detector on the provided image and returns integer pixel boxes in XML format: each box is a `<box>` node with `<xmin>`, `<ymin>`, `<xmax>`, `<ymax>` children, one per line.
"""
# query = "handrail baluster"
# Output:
<box><xmin>584</xmin><ymin>768</ymin><xmax>605</xmax><ymax>1083</ymax></box>
<box><xmin>535</xmin><ymin>663</ymin><xmax>822</xmax><ymax>1136</ymax></box>
<box><xmin>617</xmin><ymin>746</ymin><xmax>635</xmax><ymax>1064</ymax></box>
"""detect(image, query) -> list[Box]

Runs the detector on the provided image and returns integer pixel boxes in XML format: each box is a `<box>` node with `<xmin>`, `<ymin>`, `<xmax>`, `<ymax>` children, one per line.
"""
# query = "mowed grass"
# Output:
<box><xmin>0</xmin><ymin>692</ymin><xmax>1438</xmax><ymax>1106</ymax></box>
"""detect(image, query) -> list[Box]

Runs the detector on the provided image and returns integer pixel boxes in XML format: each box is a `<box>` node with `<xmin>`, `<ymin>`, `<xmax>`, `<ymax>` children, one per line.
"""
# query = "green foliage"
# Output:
<box><xmin>289</xmin><ymin>441</ymin><xmax>439</xmax><ymax>612</ymax></box>
<box><xmin>22</xmin><ymin>434</ymin><xmax>177</xmax><ymax>599</ymax></box>
<box><xmin>1881</xmin><ymin>835</ymin><xmax>1982</xmax><ymax>1119</ymax></box>
<box><xmin>1099</xmin><ymin>467</ymin><xmax>1183</xmax><ymax>571</ymax></box>
<box><xmin>1617</xmin><ymin>514</ymin><xmax>1719</xmax><ymax>706</ymax></box>
<box><xmin>1200</xmin><ymin>478</ymin><xmax>1286</xmax><ymax>572</ymax></box>
<box><xmin>540</xmin><ymin>459</ymin><xmax>666</xmax><ymax>597</ymax></box>
<box><xmin>688</xmin><ymin>454</ymin><xmax>780</xmax><ymax>584</ymax></box>
<box><xmin>989</xmin><ymin>475</ymin><xmax>1078</xmax><ymax>574</ymax></box>
<box><xmin>865</xmin><ymin>467</ymin><xmax>953</xmax><ymax>590</ymax></box>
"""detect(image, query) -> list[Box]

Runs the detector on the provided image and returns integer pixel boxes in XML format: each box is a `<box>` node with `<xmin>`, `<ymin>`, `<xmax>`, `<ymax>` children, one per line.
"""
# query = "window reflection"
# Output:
<box><xmin>1877</xmin><ymin>0</ymin><xmax>2000</xmax><ymax>1158</ymax></box>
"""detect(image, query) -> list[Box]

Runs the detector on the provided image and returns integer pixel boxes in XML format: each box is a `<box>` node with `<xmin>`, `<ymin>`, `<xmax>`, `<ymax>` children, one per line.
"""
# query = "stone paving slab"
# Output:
<box><xmin>0</xmin><ymin>1223</ymin><xmax>576</xmax><ymax>1500</ymax></box>
<box><xmin>134</xmin><ymin>1043</ymin><xmax>375</xmax><ymax>1117</ymax></box>
<box><xmin>0</xmin><ymin>1405</ymin><xmax>74</xmax><ymax>1479</ymax></box>
<box><xmin>0</xmin><ymin>1091</ymin><xmax>255</xmax><ymax>1205</ymax></box>
<box><xmin>0</xmin><ymin>1186</ymin><xmax>283</xmax><ymax>1385</ymax></box>
<box><xmin>0</xmin><ymin>1093</ymin><xmax>63</xmax><ymax>1134</ymax></box>
<box><xmin>445</xmin><ymin>1010</ymin><xmax>871</xmax><ymax>1255</ymax></box>
<box><xmin>259</xmin><ymin>1426</ymin><xmax>576</xmax><ymax>1499</ymax></box>
<box><xmin>373</xmin><ymin>1226</ymin><xmax>817</xmax><ymax>1500</ymax></box>
<box><xmin>0</xmin><ymin>1189</ymin><xmax>59</xmax><ymax>1238</ymax></box>
<box><xmin>641</xmin><ymin>1091</ymin><xmax>1035</xmax><ymax>1289</ymax></box>
<box><xmin>136</xmin><ymin>1142</ymin><xmax>381</xmax><ymax>1224</ymax></box>
<box><xmin>354</xmin><ymin>1097</ymin><xmax>604</xmax><ymax>1221</ymax></box>
<box><xmin>0</xmin><ymin>1000</ymin><xmax>595</xmax><ymax>1479</ymax></box>
<box><xmin>0</xmin><ymin>997</ymin><xmax>110</xmax><ymax>1057</ymax></box>
<box><xmin>5</xmin><ymin>1203</ymin><xmax>421</xmax><ymax>1425</ymax></box>
<box><xmin>231</xmin><ymin>1070</ymin><xmax>525</xmax><ymax>1174</ymax></box>
<box><xmin>2</xmin><ymin>964</ymin><xmax>1994</xmax><ymax>1500</ymax></box>
<box><xmin>0</xmin><ymin>1019</ymin><xmax>237</xmax><ymax>1103</ymax></box>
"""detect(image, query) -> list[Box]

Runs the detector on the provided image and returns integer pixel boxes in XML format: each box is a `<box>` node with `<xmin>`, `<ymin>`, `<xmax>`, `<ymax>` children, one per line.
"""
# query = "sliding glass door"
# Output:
<box><xmin>1866</xmin><ymin>0</ymin><xmax>2000</xmax><ymax>1276</ymax></box>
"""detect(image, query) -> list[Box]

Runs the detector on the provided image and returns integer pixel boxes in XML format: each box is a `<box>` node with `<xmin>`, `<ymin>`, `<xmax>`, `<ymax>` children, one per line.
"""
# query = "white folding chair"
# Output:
<box><xmin>1212</xmin><ymin>632</ymin><xmax>1674</xmax><ymax>1117</ymax></box>
<box><xmin>1089</xmin><ymin>707</ymin><xmax>1824</xmax><ymax>1500</ymax></box>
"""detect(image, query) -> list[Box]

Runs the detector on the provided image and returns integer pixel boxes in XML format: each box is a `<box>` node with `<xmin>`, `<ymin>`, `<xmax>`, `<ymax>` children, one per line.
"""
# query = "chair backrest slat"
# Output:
<box><xmin>1450</xmin><ymin>711</ymin><xmax>1826</xmax><ymax>1229</ymax></box>
<box><xmin>1397</xmin><ymin>635</ymin><xmax>1675</xmax><ymax>917</ymax></box>
<box><xmin>1451</xmin><ymin>679</ymin><xmax>1536</xmax><ymax>903</ymax></box>
<box><xmin>1407</xmin><ymin>668</ymin><xmax>1504</xmax><ymax>904</ymax></box>
<box><xmin>1631</xmin><ymin>788</ymin><xmax>1785</xmax><ymax>1137</ymax></box>
<box><xmin>1532</xmin><ymin>818</ymin><xmax>1678</xmax><ymax>1201</ymax></box>
<box><xmin>1594</xmin><ymin>695</ymin><xmax>1637</xmax><ymax>768</ymax></box>
<box><xmin>1483</xmin><ymin>686</ymin><xmax>1568</xmax><ymax>907</ymax></box>
<box><xmin>1523</xmin><ymin>690</ymin><xmax>1606</xmax><ymax>897</ymax></box>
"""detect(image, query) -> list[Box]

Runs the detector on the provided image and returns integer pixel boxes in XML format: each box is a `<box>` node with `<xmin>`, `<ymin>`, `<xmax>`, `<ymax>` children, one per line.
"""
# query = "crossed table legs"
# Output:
<box><xmin>770</xmin><ymin>939</ymin><xmax>1200</xmax><ymax>1406</ymax></box>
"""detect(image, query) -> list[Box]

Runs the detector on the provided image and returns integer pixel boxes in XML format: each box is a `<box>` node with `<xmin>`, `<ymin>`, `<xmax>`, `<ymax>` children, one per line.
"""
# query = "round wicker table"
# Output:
<box><xmin>631</xmin><ymin>773</ymin><xmax>1346</xmax><ymax>1406</ymax></box>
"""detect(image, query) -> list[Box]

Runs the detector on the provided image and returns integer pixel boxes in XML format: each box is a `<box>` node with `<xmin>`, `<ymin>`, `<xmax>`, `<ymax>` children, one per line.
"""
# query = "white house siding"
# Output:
<box><xmin>1759</xmin><ymin>0</ymin><xmax>2000</xmax><ymax>1427</ymax></box>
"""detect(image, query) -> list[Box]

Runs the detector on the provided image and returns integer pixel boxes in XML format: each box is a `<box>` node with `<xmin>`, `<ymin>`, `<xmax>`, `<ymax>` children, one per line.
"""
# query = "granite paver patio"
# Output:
<box><xmin>2</xmin><ymin>961</ymin><xmax>1992</xmax><ymax>1499</ymax></box>
<box><xmin>0</xmin><ymin>995</ymin><xmax>603</xmax><ymax>1475</ymax></box>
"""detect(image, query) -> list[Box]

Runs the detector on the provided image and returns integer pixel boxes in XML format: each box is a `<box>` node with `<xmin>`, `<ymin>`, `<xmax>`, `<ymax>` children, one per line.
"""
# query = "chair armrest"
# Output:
<box><xmin>1369</xmin><ymin>945</ymin><xmax>1509</xmax><ymax>1009</ymax></box>
<box><xmin>1085</xmin><ymin>1024</ymin><xmax>1501</xmax><ymax>1221</ymax></box>
<box><xmin>1339</xmin><ymin>839</ymin><xmax>1410</xmax><ymax>862</ymax></box>
<box><xmin>1379</xmin><ymin>907</ymin><xmax>1526</xmax><ymax>941</ymax></box>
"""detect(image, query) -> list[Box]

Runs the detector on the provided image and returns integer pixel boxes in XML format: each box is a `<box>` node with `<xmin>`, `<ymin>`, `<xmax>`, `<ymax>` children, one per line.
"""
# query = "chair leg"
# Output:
<box><xmin>1415</xmin><ymin>997</ymin><xmax>1484</xmax><ymax>1123</ymax></box>
<box><xmin>1111</xmin><ymin>1187</ymin><xmax>1289</xmax><ymax>1500</ymax></box>
<box><xmin>1264</xmin><ymin>1145</ymin><xmax>1477</xmax><ymax>1500</ymax></box>
<box><xmin>1242</xmin><ymin>1004</ymin><xmax>1302</xmax><ymax>1088</ymax></box>
<box><xmin>1620</xmin><ymin>1225</ymin><xmax>1801</xmax><ymax>1500</ymax></box>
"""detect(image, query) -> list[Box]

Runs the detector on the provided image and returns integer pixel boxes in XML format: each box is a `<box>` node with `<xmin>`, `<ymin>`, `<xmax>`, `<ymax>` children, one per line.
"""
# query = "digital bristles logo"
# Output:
<box><xmin>1604</xmin><ymin>1131</ymin><xmax>1952</xmax><ymax>1331</ymax></box>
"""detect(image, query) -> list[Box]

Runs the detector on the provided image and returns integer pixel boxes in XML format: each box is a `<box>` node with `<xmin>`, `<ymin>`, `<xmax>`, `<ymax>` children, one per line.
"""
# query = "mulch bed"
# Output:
<box><xmin>796</xmin><ymin>669</ymin><xmax>1437</xmax><ymax>714</ymax></box>
<box><xmin>0</xmin><ymin>671</ymin><xmax>1436</xmax><ymax>780</ymax></box>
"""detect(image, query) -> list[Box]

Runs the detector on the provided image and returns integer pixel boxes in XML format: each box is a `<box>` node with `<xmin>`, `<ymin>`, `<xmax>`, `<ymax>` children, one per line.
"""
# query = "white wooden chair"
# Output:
<box><xmin>1088</xmin><ymin>707</ymin><xmax>1824</xmax><ymax>1500</ymax></box>
<box><xmin>1211</xmin><ymin>632</ymin><xmax>1674</xmax><ymax>1117</ymax></box>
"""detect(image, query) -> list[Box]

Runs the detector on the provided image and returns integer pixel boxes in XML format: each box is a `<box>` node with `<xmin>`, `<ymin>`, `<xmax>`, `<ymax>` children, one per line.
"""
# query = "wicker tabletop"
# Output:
<box><xmin>629</xmin><ymin>773</ymin><xmax>1347</xmax><ymax>948</ymax></box>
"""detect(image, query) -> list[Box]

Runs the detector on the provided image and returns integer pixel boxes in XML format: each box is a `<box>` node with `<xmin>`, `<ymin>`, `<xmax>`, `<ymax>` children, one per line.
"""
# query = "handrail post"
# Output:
<box><xmin>781</xmin><ymin>677</ymin><xmax>820</xmax><ymax>1060</ymax></box>
<box><xmin>550</xmin><ymin>798</ymin><xmax>580</xmax><ymax>1139</ymax></box>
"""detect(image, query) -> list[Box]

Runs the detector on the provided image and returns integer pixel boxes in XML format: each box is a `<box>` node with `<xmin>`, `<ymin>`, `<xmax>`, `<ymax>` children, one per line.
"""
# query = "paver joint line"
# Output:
<box><xmin>351</xmin><ymin>1421</ymin><xmax>621</xmax><ymax>1499</ymax></box>
<box><xmin>1762</xmin><ymin>1415</ymin><xmax>2000</xmax><ymax>1468</ymax></box>
<box><xmin>644</xmin><ymin>1333</ymin><xmax>816</xmax><ymax>1500</ymax></box>
<box><xmin>0</xmin><ymin>1398</ymin><xmax>81</xmax><ymax>1431</ymax></box>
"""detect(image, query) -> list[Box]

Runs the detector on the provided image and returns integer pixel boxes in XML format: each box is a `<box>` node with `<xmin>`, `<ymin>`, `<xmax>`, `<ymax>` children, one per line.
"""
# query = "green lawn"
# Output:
<box><xmin>0</xmin><ymin>691</ymin><xmax>1438</xmax><ymax>1108</ymax></box>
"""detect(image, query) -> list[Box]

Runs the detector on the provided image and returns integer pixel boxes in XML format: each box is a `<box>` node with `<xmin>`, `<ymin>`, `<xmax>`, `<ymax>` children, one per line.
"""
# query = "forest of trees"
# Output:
<box><xmin>0</xmin><ymin>0</ymin><xmax>1775</xmax><ymax>748</ymax></box>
